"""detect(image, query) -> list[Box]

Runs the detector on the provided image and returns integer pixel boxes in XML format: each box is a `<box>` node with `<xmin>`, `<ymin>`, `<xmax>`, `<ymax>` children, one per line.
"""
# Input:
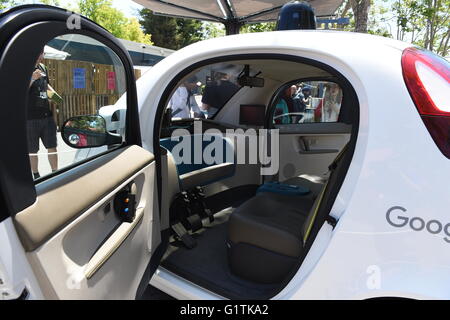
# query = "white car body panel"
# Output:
<box><xmin>0</xmin><ymin>219</ymin><xmax>43</xmax><ymax>300</ymax></box>
<box><xmin>2</xmin><ymin>26</ymin><xmax>448</xmax><ymax>300</ymax></box>
<box><xmin>129</xmin><ymin>31</ymin><xmax>450</xmax><ymax>299</ymax></box>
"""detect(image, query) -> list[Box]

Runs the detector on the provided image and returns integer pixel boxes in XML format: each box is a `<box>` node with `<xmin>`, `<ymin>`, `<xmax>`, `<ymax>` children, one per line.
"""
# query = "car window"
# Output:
<box><xmin>272</xmin><ymin>81</ymin><xmax>343</xmax><ymax>124</ymax></box>
<box><xmin>27</xmin><ymin>34</ymin><xmax>128</xmax><ymax>181</ymax></box>
<box><xmin>166</xmin><ymin>62</ymin><xmax>243</xmax><ymax>120</ymax></box>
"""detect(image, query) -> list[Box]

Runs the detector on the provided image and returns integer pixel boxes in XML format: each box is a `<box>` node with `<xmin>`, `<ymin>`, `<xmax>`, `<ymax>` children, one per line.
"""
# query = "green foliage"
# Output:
<box><xmin>203</xmin><ymin>22</ymin><xmax>225</xmax><ymax>39</ymax></box>
<box><xmin>124</xmin><ymin>17</ymin><xmax>152</xmax><ymax>44</ymax></box>
<box><xmin>139</xmin><ymin>8</ymin><xmax>275</xmax><ymax>50</ymax></box>
<box><xmin>176</xmin><ymin>18</ymin><xmax>204</xmax><ymax>48</ymax></box>
<box><xmin>240</xmin><ymin>22</ymin><xmax>276</xmax><ymax>34</ymax></box>
<box><xmin>139</xmin><ymin>9</ymin><xmax>204</xmax><ymax>50</ymax></box>
<box><xmin>367</xmin><ymin>1</ymin><xmax>392</xmax><ymax>37</ymax></box>
<box><xmin>76</xmin><ymin>0</ymin><xmax>152</xmax><ymax>44</ymax></box>
<box><xmin>69</xmin><ymin>116</ymin><xmax>105</xmax><ymax>132</ymax></box>
<box><xmin>0</xmin><ymin>0</ymin><xmax>15</xmax><ymax>10</ymax></box>
<box><xmin>139</xmin><ymin>9</ymin><xmax>178</xmax><ymax>49</ymax></box>
<box><xmin>337</xmin><ymin>0</ymin><xmax>449</xmax><ymax>57</ymax></box>
<box><xmin>39</xmin><ymin>0</ymin><xmax>61</xmax><ymax>7</ymax></box>
<box><xmin>390</xmin><ymin>0</ymin><xmax>449</xmax><ymax>56</ymax></box>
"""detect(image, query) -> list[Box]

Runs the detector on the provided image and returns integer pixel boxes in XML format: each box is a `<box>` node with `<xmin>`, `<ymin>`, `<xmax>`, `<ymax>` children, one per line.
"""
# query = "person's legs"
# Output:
<box><xmin>30</xmin><ymin>155</ymin><xmax>39</xmax><ymax>179</ymax></box>
<box><xmin>42</xmin><ymin>116</ymin><xmax>58</xmax><ymax>172</ymax></box>
<box><xmin>26</xmin><ymin>119</ymin><xmax>41</xmax><ymax>179</ymax></box>
<box><xmin>47</xmin><ymin>148</ymin><xmax>58</xmax><ymax>172</ymax></box>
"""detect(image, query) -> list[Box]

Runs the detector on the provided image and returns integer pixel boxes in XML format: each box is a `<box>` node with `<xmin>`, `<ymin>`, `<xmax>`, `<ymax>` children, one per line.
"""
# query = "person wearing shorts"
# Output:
<box><xmin>27</xmin><ymin>50</ymin><xmax>58</xmax><ymax>179</ymax></box>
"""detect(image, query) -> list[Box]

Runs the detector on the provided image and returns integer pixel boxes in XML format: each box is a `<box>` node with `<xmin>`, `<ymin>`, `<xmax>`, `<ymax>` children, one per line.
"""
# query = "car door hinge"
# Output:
<box><xmin>326</xmin><ymin>216</ymin><xmax>338</xmax><ymax>229</ymax></box>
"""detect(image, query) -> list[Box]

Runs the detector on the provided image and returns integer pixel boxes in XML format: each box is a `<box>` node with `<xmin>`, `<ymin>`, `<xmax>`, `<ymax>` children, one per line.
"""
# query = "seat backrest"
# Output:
<box><xmin>301</xmin><ymin>144</ymin><xmax>349</xmax><ymax>244</ymax></box>
<box><xmin>160</xmin><ymin>133</ymin><xmax>235</xmax><ymax>176</ymax></box>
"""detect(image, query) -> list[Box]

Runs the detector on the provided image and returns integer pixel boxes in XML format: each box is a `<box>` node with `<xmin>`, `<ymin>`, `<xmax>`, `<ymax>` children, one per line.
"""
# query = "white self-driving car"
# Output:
<box><xmin>0</xmin><ymin>5</ymin><xmax>449</xmax><ymax>300</ymax></box>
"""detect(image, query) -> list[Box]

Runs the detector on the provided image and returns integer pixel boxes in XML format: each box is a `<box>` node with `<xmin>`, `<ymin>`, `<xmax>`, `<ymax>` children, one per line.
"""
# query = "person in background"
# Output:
<box><xmin>273</xmin><ymin>98</ymin><xmax>290</xmax><ymax>124</ymax></box>
<box><xmin>322</xmin><ymin>83</ymin><xmax>342</xmax><ymax>122</ymax></box>
<box><xmin>301</xmin><ymin>86</ymin><xmax>312</xmax><ymax>107</ymax></box>
<box><xmin>273</xmin><ymin>86</ymin><xmax>297</xmax><ymax>124</ymax></box>
<box><xmin>293</xmin><ymin>84</ymin><xmax>307</xmax><ymax>113</ymax></box>
<box><xmin>201</xmin><ymin>71</ymin><xmax>239</xmax><ymax>118</ymax></box>
<box><xmin>168</xmin><ymin>75</ymin><xmax>204</xmax><ymax>119</ymax></box>
<box><xmin>27</xmin><ymin>49</ymin><xmax>58</xmax><ymax>180</ymax></box>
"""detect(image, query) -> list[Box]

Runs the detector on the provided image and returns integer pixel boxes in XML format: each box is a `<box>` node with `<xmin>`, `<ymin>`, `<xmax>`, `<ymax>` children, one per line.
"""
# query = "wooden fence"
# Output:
<box><xmin>43</xmin><ymin>59</ymin><xmax>141</xmax><ymax>129</ymax></box>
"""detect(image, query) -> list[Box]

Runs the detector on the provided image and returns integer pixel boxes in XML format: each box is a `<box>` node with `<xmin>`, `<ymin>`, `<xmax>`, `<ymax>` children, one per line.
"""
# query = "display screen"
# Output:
<box><xmin>239</xmin><ymin>105</ymin><xmax>266</xmax><ymax>126</ymax></box>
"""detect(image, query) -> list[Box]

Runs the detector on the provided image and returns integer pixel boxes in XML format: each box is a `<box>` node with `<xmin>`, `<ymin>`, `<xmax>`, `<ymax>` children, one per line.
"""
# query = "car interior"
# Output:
<box><xmin>0</xmin><ymin>6</ymin><xmax>356</xmax><ymax>301</ymax></box>
<box><xmin>155</xmin><ymin>57</ymin><xmax>359</xmax><ymax>299</ymax></box>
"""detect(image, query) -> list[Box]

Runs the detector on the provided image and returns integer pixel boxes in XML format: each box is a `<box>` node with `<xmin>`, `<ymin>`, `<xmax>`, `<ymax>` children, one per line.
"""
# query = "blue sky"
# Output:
<box><xmin>24</xmin><ymin>0</ymin><xmax>144</xmax><ymax>17</ymax></box>
<box><xmin>107</xmin><ymin>0</ymin><xmax>143</xmax><ymax>17</ymax></box>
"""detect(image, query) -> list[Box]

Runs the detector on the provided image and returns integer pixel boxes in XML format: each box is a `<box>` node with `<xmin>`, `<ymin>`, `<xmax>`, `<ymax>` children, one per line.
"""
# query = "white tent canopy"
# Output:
<box><xmin>44</xmin><ymin>45</ymin><xmax>71</xmax><ymax>60</ymax></box>
<box><xmin>134</xmin><ymin>0</ymin><xmax>344</xmax><ymax>34</ymax></box>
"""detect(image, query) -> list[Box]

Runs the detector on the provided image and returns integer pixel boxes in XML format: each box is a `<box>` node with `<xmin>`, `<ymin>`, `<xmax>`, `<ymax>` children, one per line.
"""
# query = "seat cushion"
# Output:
<box><xmin>227</xmin><ymin>176</ymin><xmax>326</xmax><ymax>283</ymax></box>
<box><xmin>228</xmin><ymin>193</ymin><xmax>312</xmax><ymax>258</ymax></box>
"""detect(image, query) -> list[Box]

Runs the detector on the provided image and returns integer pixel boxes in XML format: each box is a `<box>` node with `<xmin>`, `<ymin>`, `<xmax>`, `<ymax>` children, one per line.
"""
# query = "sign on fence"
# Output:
<box><xmin>73</xmin><ymin>68</ymin><xmax>86</xmax><ymax>89</ymax></box>
<box><xmin>107</xmin><ymin>71</ymin><xmax>116</xmax><ymax>90</ymax></box>
<box><xmin>44</xmin><ymin>59</ymin><xmax>141</xmax><ymax>129</ymax></box>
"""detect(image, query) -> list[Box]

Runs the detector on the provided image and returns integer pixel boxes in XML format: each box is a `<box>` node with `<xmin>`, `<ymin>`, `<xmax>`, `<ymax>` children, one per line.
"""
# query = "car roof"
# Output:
<box><xmin>163</xmin><ymin>30</ymin><xmax>411</xmax><ymax>67</ymax></box>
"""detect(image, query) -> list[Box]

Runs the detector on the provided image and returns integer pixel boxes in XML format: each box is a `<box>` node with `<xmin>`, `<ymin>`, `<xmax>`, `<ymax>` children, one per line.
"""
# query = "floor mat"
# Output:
<box><xmin>161</xmin><ymin>222</ymin><xmax>280</xmax><ymax>300</ymax></box>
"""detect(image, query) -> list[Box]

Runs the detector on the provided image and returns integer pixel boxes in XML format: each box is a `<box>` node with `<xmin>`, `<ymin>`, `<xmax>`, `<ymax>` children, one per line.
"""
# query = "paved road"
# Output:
<box><xmin>34</xmin><ymin>133</ymin><xmax>77</xmax><ymax>177</ymax></box>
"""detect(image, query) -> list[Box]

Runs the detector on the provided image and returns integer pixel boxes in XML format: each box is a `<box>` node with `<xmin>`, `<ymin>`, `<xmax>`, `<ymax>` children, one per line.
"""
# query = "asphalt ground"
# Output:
<box><xmin>33</xmin><ymin>133</ymin><xmax>77</xmax><ymax>178</ymax></box>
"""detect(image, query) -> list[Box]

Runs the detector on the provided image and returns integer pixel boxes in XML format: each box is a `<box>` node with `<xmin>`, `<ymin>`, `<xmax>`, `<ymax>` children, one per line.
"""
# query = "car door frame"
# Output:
<box><xmin>0</xmin><ymin>5</ymin><xmax>161</xmax><ymax>299</ymax></box>
<box><xmin>0</xmin><ymin>4</ymin><xmax>142</xmax><ymax>215</ymax></box>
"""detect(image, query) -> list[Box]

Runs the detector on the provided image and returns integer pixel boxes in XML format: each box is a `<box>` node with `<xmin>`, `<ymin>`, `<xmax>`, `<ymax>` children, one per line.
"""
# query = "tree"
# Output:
<box><xmin>139</xmin><ymin>9</ymin><xmax>178</xmax><ymax>49</ymax></box>
<box><xmin>139</xmin><ymin>9</ymin><xmax>203</xmax><ymax>50</ymax></box>
<box><xmin>349</xmin><ymin>0</ymin><xmax>371</xmax><ymax>33</ymax></box>
<box><xmin>40</xmin><ymin>0</ymin><xmax>61</xmax><ymax>7</ymax></box>
<box><xmin>367</xmin><ymin>2</ymin><xmax>391</xmax><ymax>37</ymax></box>
<box><xmin>417</xmin><ymin>0</ymin><xmax>449</xmax><ymax>55</ymax></box>
<box><xmin>124</xmin><ymin>17</ymin><xmax>152</xmax><ymax>44</ymax></box>
<box><xmin>391</xmin><ymin>0</ymin><xmax>449</xmax><ymax>57</ymax></box>
<box><xmin>77</xmin><ymin>0</ymin><xmax>152</xmax><ymax>44</ymax></box>
<box><xmin>176</xmin><ymin>18</ymin><xmax>204</xmax><ymax>48</ymax></box>
<box><xmin>240</xmin><ymin>22</ymin><xmax>276</xmax><ymax>34</ymax></box>
<box><xmin>0</xmin><ymin>0</ymin><xmax>15</xmax><ymax>10</ymax></box>
<box><xmin>203</xmin><ymin>22</ymin><xmax>225</xmax><ymax>39</ymax></box>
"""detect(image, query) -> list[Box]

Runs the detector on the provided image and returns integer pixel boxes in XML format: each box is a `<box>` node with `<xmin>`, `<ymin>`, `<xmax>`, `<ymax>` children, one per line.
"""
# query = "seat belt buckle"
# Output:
<box><xmin>172</xmin><ymin>222</ymin><xmax>197</xmax><ymax>249</ymax></box>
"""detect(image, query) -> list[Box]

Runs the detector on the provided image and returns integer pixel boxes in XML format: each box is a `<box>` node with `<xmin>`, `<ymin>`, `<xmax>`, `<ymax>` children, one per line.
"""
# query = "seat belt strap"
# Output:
<box><xmin>171</xmin><ymin>222</ymin><xmax>197</xmax><ymax>249</ymax></box>
<box><xmin>328</xmin><ymin>143</ymin><xmax>349</xmax><ymax>172</ymax></box>
<box><xmin>303</xmin><ymin>143</ymin><xmax>349</xmax><ymax>244</ymax></box>
<box><xmin>172</xmin><ymin>108</ymin><xmax>183</xmax><ymax>117</ymax></box>
<box><xmin>303</xmin><ymin>180</ymin><xmax>329</xmax><ymax>244</ymax></box>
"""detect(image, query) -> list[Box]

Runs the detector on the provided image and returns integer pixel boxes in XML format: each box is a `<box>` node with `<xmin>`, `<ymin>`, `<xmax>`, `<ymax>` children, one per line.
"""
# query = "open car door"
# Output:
<box><xmin>0</xmin><ymin>5</ymin><xmax>161</xmax><ymax>299</ymax></box>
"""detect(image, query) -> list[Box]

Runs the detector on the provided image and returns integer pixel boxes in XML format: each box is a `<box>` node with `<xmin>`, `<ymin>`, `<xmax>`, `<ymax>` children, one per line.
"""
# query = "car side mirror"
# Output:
<box><xmin>62</xmin><ymin>115</ymin><xmax>122</xmax><ymax>149</ymax></box>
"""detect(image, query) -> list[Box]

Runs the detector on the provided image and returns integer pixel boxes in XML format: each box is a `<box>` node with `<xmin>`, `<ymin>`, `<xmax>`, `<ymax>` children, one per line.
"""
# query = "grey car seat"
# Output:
<box><xmin>227</xmin><ymin>146</ymin><xmax>348</xmax><ymax>284</ymax></box>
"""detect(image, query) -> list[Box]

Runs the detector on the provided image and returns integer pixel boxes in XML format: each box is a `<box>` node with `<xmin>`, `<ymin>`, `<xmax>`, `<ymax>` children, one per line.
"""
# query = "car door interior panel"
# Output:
<box><xmin>13</xmin><ymin>146</ymin><xmax>154</xmax><ymax>251</ymax></box>
<box><xmin>14</xmin><ymin>146</ymin><xmax>157</xmax><ymax>299</ymax></box>
<box><xmin>0</xmin><ymin>5</ymin><xmax>165</xmax><ymax>300</ymax></box>
<box><xmin>277</xmin><ymin>132</ymin><xmax>350</xmax><ymax>181</ymax></box>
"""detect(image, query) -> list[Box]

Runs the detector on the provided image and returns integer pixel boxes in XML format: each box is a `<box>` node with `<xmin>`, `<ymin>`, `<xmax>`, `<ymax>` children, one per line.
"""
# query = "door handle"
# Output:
<box><xmin>84</xmin><ymin>207</ymin><xmax>144</xmax><ymax>279</ymax></box>
<box><xmin>298</xmin><ymin>137</ymin><xmax>338</xmax><ymax>154</ymax></box>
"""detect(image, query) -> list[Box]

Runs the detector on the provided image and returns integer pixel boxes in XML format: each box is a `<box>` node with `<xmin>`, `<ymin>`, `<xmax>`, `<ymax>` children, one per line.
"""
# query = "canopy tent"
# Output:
<box><xmin>133</xmin><ymin>0</ymin><xmax>345</xmax><ymax>34</ymax></box>
<box><xmin>44</xmin><ymin>45</ymin><xmax>71</xmax><ymax>60</ymax></box>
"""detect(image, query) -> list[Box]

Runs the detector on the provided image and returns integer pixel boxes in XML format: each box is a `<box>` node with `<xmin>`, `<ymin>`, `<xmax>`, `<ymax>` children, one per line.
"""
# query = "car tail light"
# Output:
<box><xmin>402</xmin><ymin>47</ymin><xmax>450</xmax><ymax>158</ymax></box>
